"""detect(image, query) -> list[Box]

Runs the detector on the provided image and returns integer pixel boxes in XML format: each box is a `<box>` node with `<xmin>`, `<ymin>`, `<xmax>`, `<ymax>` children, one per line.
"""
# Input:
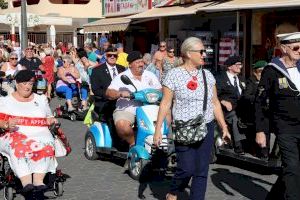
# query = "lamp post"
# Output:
<box><xmin>21</xmin><ymin>0</ymin><xmax>28</xmax><ymax>50</ymax></box>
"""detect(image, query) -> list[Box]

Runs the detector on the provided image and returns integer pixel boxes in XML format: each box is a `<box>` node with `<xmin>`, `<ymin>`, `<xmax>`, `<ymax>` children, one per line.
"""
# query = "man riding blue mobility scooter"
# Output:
<box><xmin>84</xmin><ymin>51</ymin><xmax>174</xmax><ymax>180</ymax></box>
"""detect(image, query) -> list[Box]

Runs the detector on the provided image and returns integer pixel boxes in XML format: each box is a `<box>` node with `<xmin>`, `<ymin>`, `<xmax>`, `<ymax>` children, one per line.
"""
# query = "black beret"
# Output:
<box><xmin>127</xmin><ymin>51</ymin><xmax>143</xmax><ymax>64</ymax></box>
<box><xmin>224</xmin><ymin>56</ymin><xmax>242</xmax><ymax>67</ymax></box>
<box><xmin>105</xmin><ymin>46</ymin><xmax>117</xmax><ymax>53</ymax></box>
<box><xmin>15</xmin><ymin>70</ymin><xmax>35</xmax><ymax>83</ymax></box>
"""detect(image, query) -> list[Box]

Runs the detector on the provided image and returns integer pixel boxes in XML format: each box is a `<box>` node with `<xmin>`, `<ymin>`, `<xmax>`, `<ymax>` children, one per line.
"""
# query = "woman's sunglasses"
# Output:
<box><xmin>287</xmin><ymin>45</ymin><xmax>300</xmax><ymax>52</ymax></box>
<box><xmin>107</xmin><ymin>54</ymin><xmax>118</xmax><ymax>58</ymax></box>
<box><xmin>168</xmin><ymin>50</ymin><xmax>174</xmax><ymax>53</ymax></box>
<box><xmin>189</xmin><ymin>49</ymin><xmax>206</xmax><ymax>55</ymax></box>
<box><xmin>10</xmin><ymin>57</ymin><xmax>18</xmax><ymax>60</ymax></box>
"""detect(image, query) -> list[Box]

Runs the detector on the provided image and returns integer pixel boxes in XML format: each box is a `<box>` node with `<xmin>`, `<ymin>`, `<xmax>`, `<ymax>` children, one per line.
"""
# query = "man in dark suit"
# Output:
<box><xmin>216</xmin><ymin>56</ymin><xmax>246</xmax><ymax>154</ymax></box>
<box><xmin>90</xmin><ymin>46</ymin><xmax>125</xmax><ymax>124</ymax></box>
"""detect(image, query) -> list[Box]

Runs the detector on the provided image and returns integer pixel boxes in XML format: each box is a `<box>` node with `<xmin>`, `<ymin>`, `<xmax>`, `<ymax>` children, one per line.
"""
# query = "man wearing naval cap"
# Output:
<box><xmin>255</xmin><ymin>32</ymin><xmax>300</xmax><ymax>200</ymax></box>
<box><xmin>106</xmin><ymin>51</ymin><xmax>161</xmax><ymax>147</ymax></box>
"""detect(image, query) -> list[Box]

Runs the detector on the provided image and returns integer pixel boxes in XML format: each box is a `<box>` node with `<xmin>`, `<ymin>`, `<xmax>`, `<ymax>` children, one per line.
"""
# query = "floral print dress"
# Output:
<box><xmin>0</xmin><ymin>94</ymin><xmax>57</xmax><ymax>178</ymax></box>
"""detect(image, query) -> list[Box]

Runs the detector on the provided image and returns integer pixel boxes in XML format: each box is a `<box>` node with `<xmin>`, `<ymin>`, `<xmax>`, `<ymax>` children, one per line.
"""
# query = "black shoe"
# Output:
<box><xmin>22</xmin><ymin>184</ymin><xmax>35</xmax><ymax>193</ymax></box>
<box><xmin>35</xmin><ymin>185</ymin><xmax>48</xmax><ymax>191</ymax></box>
<box><xmin>22</xmin><ymin>184</ymin><xmax>35</xmax><ymax>200</ymax></box>
<box><xmin>33</xmin><ymin>187</ymin><xmax>45</xmax><ymax>200</ymax></box>
<box><xmin>234</xmin><ymin>144</ymin><xmax>245</xmax><ymax>155</ymax></box>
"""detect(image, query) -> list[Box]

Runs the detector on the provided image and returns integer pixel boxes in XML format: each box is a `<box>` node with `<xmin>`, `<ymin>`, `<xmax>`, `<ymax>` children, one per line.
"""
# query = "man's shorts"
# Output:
<box><xmin>113</xmin><ymin>110</ymin><xmax>135</xmax><ymax>125</ymax></box>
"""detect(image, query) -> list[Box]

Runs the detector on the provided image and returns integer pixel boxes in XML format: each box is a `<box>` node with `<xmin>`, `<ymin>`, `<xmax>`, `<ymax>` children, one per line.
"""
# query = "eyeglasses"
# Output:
<box><xmin>168</xmin><ymin>50</ymin><xmax>174</xmax><ymax>53</ymax></box>
<box><xmin>10</xmin><ymin>58</ymin><xmax>18</xmax><ymax>60</ymax></box>
<box><xmin>189</xmin><ymin>49</ymin><xmax>206</xmax><ymax>55</ymax></box>
<box><xmin>287</xmin><ymin>45</ymin><xmax>300</xmax><ymax>52</ymax></box>
<box><xmin>107</xmin><ymin>54</ymin><xmax>118</xmax><ymax>58</ymax></box>
<box><xmin>160</xmin><ymin>45</ymin><xmax>166</xmax><ymax>48</ymax></box>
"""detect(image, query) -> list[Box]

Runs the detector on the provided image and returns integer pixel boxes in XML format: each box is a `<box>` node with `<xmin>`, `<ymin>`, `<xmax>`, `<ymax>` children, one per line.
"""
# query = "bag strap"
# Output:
<box><xmin>202</xmin><ymin>69</ymin><xmax>208</xmax><ymax>112</ymax></box>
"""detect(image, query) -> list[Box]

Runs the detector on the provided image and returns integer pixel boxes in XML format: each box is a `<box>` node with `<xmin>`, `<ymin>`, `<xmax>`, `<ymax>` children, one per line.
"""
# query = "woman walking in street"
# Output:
<box><xmin>153</xmin><ymin>37</ymin><xmax>230</xmax><ymax>200</ymax></box>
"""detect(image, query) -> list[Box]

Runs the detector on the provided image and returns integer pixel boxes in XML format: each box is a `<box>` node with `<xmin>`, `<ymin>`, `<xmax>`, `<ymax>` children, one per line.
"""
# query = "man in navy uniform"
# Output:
<box><xmin>255</xmin><ymin>32</ymin><xmax>300</xmax><ymax>200</ymax></box>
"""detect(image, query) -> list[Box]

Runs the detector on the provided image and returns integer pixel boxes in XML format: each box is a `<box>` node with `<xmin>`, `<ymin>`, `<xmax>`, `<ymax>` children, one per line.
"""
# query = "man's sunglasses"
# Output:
<box><xmin>189</xmin><ymin>49</ymin><xmax>206</xmax><ymax>55</ymax></box>
<box><xmin>160</xmin><ymin>45</ymin><xmax>166</xmax><ymax>47</ymax></box>
<box><xmin>287</xmin><ymin>45</ymin><xmax>300</xmax><ymax>52</ymax></box>
<box><xmin>107</xmin><ymin>54</ymin><xmax>118</xmax><ymax>58</ymax></box>
<box><xmin>10</xmin><ymin>57</ymin><xmax>18</xmax><ymax>60</ymax></box>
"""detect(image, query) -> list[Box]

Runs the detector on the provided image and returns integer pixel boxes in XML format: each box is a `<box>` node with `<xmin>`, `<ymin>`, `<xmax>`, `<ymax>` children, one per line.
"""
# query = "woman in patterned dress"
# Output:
<box><xmin>154</xmin><ymin>37</ymin><xmax>231</xmax><ymax>200</ymax></box>
<box><xmin>161</xmin><ymin>46</ymin><xmax>180</xmax><ymax>82</ymax></box>
<box><xmin>0</xmin><ymin>70</ymin><xmax>57</xmax><ymax>199</ymax></box>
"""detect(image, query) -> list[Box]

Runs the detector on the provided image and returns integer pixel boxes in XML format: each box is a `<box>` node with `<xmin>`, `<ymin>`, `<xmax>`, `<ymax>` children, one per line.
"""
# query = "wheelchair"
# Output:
<box><xmin>0</xmin><ymin>124</ymin><xmax>68</xmax><ymax>200</ymax></box>
<box><xmin>0</xmin><ymin>155</ymin><xmax>66</xmax><ymax>200</ymax></box>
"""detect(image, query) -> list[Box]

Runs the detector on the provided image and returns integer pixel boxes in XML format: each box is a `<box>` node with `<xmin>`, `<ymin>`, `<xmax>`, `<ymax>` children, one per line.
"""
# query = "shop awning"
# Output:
<box><xmin>196</xmin><ymin>0</ymin><xmax>300</xmax><ymax>12</ymax></box>
<box><xmin>83</xmin><ymin>17</ymin><xmax>131</xmax><ymax>33</ymax></box>
<box><xmin>127</xmin><ymin>2</ymin><xmax>212</xmax><ymax>19</ymax></box>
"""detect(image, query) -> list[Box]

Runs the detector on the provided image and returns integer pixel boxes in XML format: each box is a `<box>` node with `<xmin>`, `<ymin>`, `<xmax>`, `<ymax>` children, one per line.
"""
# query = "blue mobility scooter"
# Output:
<box><xmin>84</xmin><ymin>75</ymin><xmax>175</xmax><ymax>180</ymax></box>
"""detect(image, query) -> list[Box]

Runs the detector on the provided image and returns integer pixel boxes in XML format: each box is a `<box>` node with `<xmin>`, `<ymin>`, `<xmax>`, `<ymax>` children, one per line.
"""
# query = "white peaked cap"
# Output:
<box><xmin>277</xmin><ymin>32</ymin><xmax>300</xmax><ymax>44</ymax></box>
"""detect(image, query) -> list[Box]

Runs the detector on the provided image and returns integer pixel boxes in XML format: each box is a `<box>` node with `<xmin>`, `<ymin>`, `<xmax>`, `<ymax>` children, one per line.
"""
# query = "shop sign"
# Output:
<box><xmin>103</xmin><ymin>0</ymin><xmax>151</xmax><ymax>17</ymax></box>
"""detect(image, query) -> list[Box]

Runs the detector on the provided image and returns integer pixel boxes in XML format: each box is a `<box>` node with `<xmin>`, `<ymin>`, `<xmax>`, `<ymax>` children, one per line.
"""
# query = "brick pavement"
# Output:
<box><xmin>0</xmin><ymin>98</ymin><xmax>277</xmax><ymax>200</ymax></box>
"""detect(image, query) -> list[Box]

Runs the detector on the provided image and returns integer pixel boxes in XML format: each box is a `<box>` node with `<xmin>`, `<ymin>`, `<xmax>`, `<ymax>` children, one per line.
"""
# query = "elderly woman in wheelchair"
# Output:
<box><xmin>0</xmin><ymin>70</ymin><xmax>64</xmax><ymax>200</ymax></box>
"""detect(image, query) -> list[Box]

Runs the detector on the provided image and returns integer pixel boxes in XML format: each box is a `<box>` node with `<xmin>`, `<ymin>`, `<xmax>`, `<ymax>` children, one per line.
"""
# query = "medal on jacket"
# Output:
<box><xmin>278</xmin><ymin>77</ymin><xmax>288</xmax><ymax>89</ymax></box>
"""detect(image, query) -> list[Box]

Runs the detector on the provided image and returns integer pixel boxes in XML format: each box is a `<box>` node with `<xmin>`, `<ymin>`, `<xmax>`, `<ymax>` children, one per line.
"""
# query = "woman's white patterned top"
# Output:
<box><xmin>163</xmin><ymin>67</ymin><xmax>216</xmax><ymax>123</ymax></box>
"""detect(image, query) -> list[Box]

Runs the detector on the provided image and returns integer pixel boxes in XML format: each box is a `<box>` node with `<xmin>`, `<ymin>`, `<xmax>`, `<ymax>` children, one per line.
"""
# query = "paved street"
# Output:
<box><xmin>0</xmin><ymin>99</ymin><xmax>277</xmax><ymax>200</ymax></box>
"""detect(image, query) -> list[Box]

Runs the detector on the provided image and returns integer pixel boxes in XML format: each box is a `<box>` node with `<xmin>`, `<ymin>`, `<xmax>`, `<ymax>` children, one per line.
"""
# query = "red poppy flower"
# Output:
<box><xmin>187</xmin><ymin>80</ymin><xmax>198</xmax><ymax>90</ymax></box>
<box><xmin>10</xmin><ymin>132</ymin><xmax>27</xmax><ymax>141</ymax></box>
<box><xmin>14</xmin><ymin>144</ymin><xmax>31</xmax><ymax>158</ymax></box>
<box><xmin>31</xmin><ymin>152</ymin><xmax>43</xmax><ymax>161</ymax></box>
<box><xmin>42</xmin><ymin>145</ymin><xmax>55</xmax><ymax>157</ymax></box>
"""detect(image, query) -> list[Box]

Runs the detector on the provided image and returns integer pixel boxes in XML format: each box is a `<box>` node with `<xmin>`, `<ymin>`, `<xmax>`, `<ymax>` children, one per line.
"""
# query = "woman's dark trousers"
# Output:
<box><xmin>170</xmin><ymin>121</ymin><xmax>214</xmax><ymax>200</ymax></box>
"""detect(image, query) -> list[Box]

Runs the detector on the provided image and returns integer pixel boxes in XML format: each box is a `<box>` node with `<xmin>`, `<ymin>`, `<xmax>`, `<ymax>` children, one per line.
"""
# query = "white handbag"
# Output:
<box><xmin>54</xmin><ymin>136</ymin><xmax>67</xmax><ymax>157</ymax></box>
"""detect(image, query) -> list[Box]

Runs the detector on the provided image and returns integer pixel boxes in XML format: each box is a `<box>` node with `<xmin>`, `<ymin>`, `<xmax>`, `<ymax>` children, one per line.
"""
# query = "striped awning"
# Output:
<box><xmin>83</xmin><ymin>17</ymin><xmax>131</xmax><ymax>33</ymax></box>
<box><xmin>196</xmin><ymin>0</ymin><xmax>300</xmax><ymax>12</ymax></box>
<box><xmin>127</xmin><ymin>2</ymin><xmax>211</xmax><ymax>19</ymax></box>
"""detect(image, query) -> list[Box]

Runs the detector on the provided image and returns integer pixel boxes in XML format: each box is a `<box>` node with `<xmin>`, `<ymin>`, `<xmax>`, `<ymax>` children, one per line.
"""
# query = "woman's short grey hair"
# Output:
<box><xmin>143</xmin><ymin>53</ymin><xmax>152</xmax><ymax>63</ymax></box>
<box><xmin>180</xmin><ymin>37</ymin><xmax>203</xmax><ymax>58</ymax></box>
<box><xmin>9</xmin><ymin>52</ymin><xmax>18</xmax><ymax>59</ymax></box>
<box><xmin>62</xmin><ymin>55</ymin><xmax>72</xmax><ymax>64</ymax></box>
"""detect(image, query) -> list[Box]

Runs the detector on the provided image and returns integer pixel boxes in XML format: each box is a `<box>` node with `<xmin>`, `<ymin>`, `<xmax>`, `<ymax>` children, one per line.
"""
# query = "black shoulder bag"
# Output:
<box><xmin>172</xmin><ymin>69</ymin><xmax>208</xmax><ymax>145</ymax></box>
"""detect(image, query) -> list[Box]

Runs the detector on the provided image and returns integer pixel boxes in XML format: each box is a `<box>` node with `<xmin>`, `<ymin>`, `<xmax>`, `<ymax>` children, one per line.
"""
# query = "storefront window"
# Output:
<box><xmin>168</xmin><ymin>13</ymin><xmax>244</xmax><ymax>74</ymax></box>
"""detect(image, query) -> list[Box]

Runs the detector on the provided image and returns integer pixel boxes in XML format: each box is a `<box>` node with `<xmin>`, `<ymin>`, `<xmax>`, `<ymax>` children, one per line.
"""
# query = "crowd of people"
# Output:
<box><xmin>0</xmin><ymin>29</ymin><xmax>298</xmax><ymax>200</ymax></box>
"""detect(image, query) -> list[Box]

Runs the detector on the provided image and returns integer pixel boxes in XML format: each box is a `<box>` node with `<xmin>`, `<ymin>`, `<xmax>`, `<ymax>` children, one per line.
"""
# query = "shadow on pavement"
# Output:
<box><xmin>137</xmin><ymin>173</ymin><xmax>189</xmax><ymax>200</ymax></box>
<box><xmin>211</xmin><ymin>168</ymin><xmax>273</xmax><ymax>200</ymax></box>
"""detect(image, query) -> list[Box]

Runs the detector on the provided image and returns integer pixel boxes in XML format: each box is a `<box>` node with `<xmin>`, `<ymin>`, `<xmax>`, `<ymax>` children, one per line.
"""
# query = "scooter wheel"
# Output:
<box><xmin>3</xmin><ymin>186</ymin><xmax>13</xmax><ymax>200</ymax></box>
<box><xmin>128</xmin><ymin>152</ymin><xmax>150</xmax><ymax>181</ymax></box>
<box><xmin>53</xmin><ymin>181</ymin><xmax>63</xmax><ymax>197</ymax></box>
<box><xmin>69</xmin><ymin>113</ymin><xmax>76</xmax><ymax>121</ymax></box>
<box><xmin>84</xmin><ymin>132</ymin><xmax>99</xmax><ymax>160</ymax></box>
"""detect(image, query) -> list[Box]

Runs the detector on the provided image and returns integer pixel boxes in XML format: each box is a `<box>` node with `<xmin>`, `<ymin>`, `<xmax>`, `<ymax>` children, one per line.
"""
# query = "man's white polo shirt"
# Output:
<box><xmin>108</xmin><ymin>69</ymin><xmax>162</xmax><ymax>115</ymax></box>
